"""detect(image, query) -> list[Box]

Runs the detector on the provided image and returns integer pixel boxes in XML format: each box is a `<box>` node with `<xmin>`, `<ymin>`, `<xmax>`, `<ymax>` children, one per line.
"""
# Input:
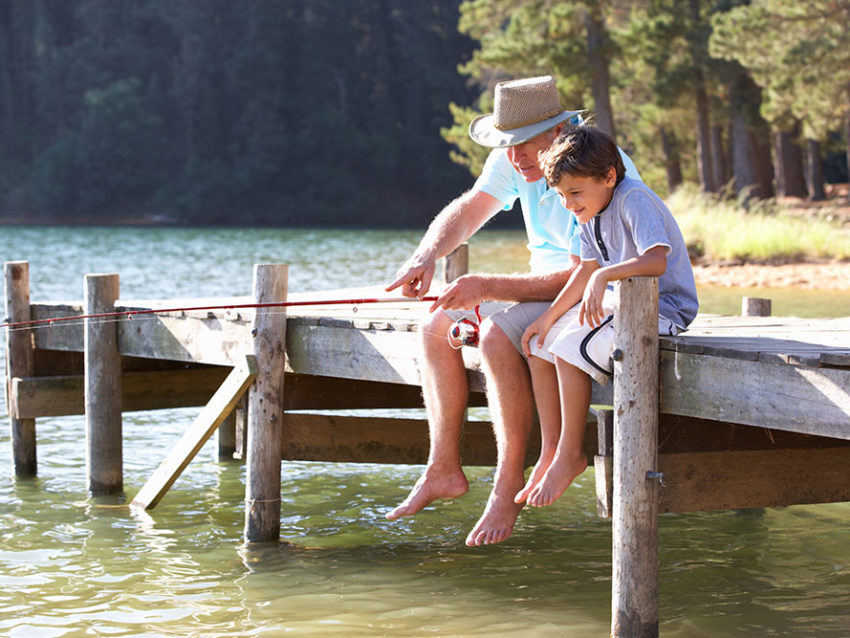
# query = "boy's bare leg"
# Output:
<box><xmin>526</xmin><ymin>359</ymin><xmax>590</xmax><ymax>508</ymax></box>
<box><xmin>465</xmin><ymin>321</ymin><xmax>533</xmax><ymax>546</ymax></box>
<box><xmin>514</xmin><ymin>356</ymin><xmax>560</xmax><ymax>504</ymax></box>
<box><xmin>386</xmin><ymin>310</ymin><xmax>470</xmax><ymax>521</ymax></box>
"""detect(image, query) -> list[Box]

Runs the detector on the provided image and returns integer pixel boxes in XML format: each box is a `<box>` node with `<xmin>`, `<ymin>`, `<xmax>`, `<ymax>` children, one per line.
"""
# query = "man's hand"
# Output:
<box><xmin>428</xmin><ymin>275</ymin><xmax>487</xmax><ymax>313</ymax></box>
<box><xmin>386</xmin><ymin>254</ymin><xmax>437</xmax><ymax>299</ymax></box>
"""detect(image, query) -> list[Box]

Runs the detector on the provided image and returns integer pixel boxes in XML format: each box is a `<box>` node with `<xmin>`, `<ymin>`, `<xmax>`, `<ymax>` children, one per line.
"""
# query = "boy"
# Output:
<box><xmin>515</xmin><ymin>125</ymin><xmax>698</xmax><ymax>507</ymax></box>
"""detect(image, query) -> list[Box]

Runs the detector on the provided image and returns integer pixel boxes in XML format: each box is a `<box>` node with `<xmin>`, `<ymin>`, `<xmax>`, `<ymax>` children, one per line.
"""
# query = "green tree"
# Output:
<box><xmin>711</xmin><ymin>0</ymin><xmax>850</xmax><ymax>201</ymax></box>
<box><xmin>443</xmin><ymin>0</ymin><xmax>627</xmax><ymax>178</ymax></box>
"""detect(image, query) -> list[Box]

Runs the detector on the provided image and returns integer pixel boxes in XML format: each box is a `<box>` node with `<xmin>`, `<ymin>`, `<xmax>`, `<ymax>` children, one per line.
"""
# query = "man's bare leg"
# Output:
<box><xmin>386</xmin><ymin>310</ymin><xmax>470</xmax><ymax>520</ymax></box>
<box><xmin>465</xmin><ymin>321</ymin><xmax>534</xmax><ymax>546</ymax></box>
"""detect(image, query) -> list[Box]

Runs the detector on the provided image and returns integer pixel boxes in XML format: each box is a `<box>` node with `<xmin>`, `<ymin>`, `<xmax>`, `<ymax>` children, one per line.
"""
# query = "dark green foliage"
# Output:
<box><xmin>0</xmin><ymin>0</ymin><xmax>478</xmax><ymax>227</ymax></box>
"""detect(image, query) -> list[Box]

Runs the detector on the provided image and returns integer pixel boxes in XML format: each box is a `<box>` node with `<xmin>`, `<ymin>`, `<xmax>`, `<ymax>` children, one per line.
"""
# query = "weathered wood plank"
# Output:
<box><xmin>130</xmin><ymin>355</ymin><xmax>257</xmax><ymax>510</ymax></box>
<box><xmin>285</xmin><ymin>321</ymin><xmax>447</xmax><ymax>387</ymax></box>
<box><xmin>118</xmin><ymin>313</ymin><xmax>250</xmax><ymax>365</ymax></box>
<box><xmin>658</xmin><ymin>447</ymin><xmax>850</xmax><ymax>512</ymax></box>
<box><xmin>11</xmin><ymin>367</ymin><xmax>231</xmax><ymax>419</ymax></box>
<box><xmin>279</xmin><ymin>412</ymin><xmax>599</xmax><ymax>467</ymax></box>
<box><xmin>660</xmin><ymin>351</ymin><xmax>850</xmax><ymax>439</ymax></box>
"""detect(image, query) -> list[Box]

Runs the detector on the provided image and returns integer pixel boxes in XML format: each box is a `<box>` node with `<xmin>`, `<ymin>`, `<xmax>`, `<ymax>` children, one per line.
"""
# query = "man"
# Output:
<box><xmin>385</xmin><ymin>76</ymin><xmax>638</xmax><ymax>546</ymax></box>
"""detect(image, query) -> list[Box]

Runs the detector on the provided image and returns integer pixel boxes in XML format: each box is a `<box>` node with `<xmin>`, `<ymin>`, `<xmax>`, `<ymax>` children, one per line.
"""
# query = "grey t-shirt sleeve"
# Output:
<box><xmin>620</xmin><ymin>189</ymin><xmax>672</xmax><ymax>256</ymax></box>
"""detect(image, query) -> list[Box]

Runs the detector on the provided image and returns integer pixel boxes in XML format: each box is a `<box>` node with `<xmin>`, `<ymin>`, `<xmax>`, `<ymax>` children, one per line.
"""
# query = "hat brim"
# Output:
<box><xmin>468</xmin><ymin>109</ymin><xmax>584</xmax><ymax>148</ymax></box>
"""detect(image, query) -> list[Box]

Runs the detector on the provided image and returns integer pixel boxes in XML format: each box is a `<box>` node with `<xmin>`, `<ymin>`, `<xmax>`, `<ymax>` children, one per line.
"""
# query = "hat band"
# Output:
<box><xmin>493</xmin><ymin>106</ymin><xmax>564</xmax><ymax>132</ymax></box>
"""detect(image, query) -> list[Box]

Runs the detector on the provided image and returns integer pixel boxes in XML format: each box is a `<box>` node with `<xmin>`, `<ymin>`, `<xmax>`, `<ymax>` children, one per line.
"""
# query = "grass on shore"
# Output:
<box><xmin>669</xmin><ymin>186</ymin><xmax>850</xmax><ymax>263</ymax></box>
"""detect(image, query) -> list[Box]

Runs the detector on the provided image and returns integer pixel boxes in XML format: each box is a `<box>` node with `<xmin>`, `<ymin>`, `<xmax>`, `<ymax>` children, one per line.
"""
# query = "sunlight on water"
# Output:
<box><xmin>1</xmin><ymin>226</ymin><xmax>848</xmax><ymax>637</ymax></box>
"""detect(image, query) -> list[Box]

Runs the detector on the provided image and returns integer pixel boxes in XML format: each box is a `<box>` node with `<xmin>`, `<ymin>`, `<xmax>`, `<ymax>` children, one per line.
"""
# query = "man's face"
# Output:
<box><xmin>505</xmin><ymin>127</ymin><xmax>560</xmax><ymax>183</ymax></box>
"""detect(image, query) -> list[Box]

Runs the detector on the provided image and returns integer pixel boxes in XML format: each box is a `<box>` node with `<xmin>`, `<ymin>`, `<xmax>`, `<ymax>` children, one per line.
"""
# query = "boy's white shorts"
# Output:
<box><xmin>528</xmin><ymin>288</ymin><xmax>681</xmax><ymax>385</ymax></box>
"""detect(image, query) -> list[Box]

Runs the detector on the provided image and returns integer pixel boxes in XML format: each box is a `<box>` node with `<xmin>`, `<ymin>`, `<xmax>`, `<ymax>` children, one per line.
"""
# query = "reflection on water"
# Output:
<box><xmin>1</xmin><ymin>226</ymin><xmax>848</xmax><ymax>637</ymax></box>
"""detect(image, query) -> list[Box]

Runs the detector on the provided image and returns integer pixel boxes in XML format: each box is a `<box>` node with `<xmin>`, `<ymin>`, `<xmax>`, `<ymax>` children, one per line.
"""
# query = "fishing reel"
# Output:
<box><xmin>449</xmin><ymin>317</ymin><xmax>480</xmax><ymax>347</ymax></box>
<box><xmin>447</xmin><ymin>304</ymin><xmax>482</xmax><ymax>348</ymax></box>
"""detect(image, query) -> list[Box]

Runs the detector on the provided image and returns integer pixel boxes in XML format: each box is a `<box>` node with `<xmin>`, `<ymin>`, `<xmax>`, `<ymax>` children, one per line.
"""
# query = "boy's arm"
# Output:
<box><xmin>521</xmin><ymin>259</ymin><xmax>598</xmax><ymax>355</ymax></box>
<box><xmin>581</xmin><ymin>246</ymin><xmax>667</xmax><ymax>326</ymax></box>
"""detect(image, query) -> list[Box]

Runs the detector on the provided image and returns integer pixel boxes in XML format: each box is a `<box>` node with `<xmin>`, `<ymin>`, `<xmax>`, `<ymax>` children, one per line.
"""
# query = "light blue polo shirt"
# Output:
<box><xmin>474</xmin><ymin>147</ymin><xmax>641</xmax><ymax>273</ymax></box>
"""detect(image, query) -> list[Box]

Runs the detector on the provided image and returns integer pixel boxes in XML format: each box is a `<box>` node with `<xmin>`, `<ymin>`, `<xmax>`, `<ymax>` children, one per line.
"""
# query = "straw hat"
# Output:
<box><xmin>468</xmin><ymin>76</ymin><xmax>583</xmax><ymax>148</ymax></box>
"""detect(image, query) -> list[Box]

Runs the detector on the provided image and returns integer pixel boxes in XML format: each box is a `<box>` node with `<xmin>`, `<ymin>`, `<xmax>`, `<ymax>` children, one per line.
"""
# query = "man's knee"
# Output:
<box><xmin>419</xmin><ymin>310</ymin><xmax>457</xmax><ymax>355</ymax></box>
<box><xmin>478</xmin><ymin>319</ymin><xmax>522</xmax><ymax>364</ymax></box>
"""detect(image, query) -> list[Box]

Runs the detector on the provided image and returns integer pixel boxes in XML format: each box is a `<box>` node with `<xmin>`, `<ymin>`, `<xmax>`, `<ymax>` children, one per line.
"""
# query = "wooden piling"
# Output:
<box><xmin>84</xmin><ymin>273</ymin><xmax>123</xmax><ymax>495</ymax></box>
<box><xmin>611</xmin><ymin>277</ymin><xmax>660</xmax><ymax>638</ymax></box>
<box><xmin>742</xmin><ymin>296</ymin><xmax>771</xmax><ymax>317</ymax></box>
<box><xmin>244</xmin><ymin>264</ymin><xmax>288</xmax><ymax>543</ymax></box>
<box><xmin>217</xmin><ymin>409</ymin><xmax>238</xmax><ymax>460</ymax></box>
<box><xmin>442</xmin><ymin>243</ymin><xmax>469</xmax><ymax>283</ymax></box>
<box><xmin>4</xmin><ymin>261</ymin><xmax>37</xmax><ymax>476</ymax></box>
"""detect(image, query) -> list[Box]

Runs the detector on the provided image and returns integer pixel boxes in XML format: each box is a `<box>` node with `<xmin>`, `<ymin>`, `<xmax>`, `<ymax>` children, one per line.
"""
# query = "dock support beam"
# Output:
<box><xmin>4</xmin><ymin>261</ymin><xmax>36</xmax><ymax>476</ymax></box>
<box><xmin>85</xmin><ymin>273</ymin><xmax>123</xmax><ymax>495</ymax></box>
<box><xmin>442</xmin><ymin>243</ymin><xmax>469</xmax><ymax>283</ymax></box>
<box><xmin>244</xmin><ymin>264</ymin><xmax>288</xmax><ymax>543</ymax></box>
<box><xmin>611</xmin><ymin>277</ymin><xmax>660</xmax><ymax>638</ymax></box>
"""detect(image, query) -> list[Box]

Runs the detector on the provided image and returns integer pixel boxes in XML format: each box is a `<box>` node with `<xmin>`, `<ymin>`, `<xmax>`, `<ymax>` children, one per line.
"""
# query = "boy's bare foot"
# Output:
<box><xmin>386</xmin><ymin>466</ymin><xmax>469</xmax><ymax>521</ymax></box>
<box><xmin>514</xmin><ymin>452</ymin><xmax>555</xmax><ymax>504</ymax></box>
<box><xmin>526</xmin><ymin>452</ymin><xmax>587</xmax><ymax>508</ymax></box>
<box><xmin>465</xmin><ymin>480</ymin><xmax>526</xmax><ymax>546</ymax></box>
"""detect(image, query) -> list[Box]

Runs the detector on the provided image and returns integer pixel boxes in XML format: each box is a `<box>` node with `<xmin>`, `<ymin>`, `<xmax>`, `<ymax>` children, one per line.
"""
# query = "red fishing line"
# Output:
<box><xmin>0</xmin><ymin>296</ymin><xmax>440</xmax><ymax>331</ymax></box>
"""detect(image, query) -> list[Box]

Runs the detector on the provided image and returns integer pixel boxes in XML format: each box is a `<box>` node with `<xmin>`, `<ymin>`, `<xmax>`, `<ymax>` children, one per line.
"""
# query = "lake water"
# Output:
<box><xmin>1</xmin><ymin>226</ymin><xmax>848</xmax><ymax>637</ymax></box>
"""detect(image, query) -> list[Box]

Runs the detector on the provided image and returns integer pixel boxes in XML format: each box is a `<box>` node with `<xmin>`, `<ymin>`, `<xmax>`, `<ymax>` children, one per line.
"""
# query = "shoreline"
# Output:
<box><xmin>692</xmin><ymin>260</ymin><xmax>850</xmax><ymax>290</ymax></box>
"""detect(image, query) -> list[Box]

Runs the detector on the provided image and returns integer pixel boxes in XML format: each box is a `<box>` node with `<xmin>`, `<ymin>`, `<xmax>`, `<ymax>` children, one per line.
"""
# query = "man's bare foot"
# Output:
<box><xmin>465</xmin><ymin>482</ymin><xmax>525</xmax><ymax>547</ymax></box>
<box><xmin>386</xmin><ymin>465</ymin><xmax>469</xmax><ymax>521</ymax></box>
<box><xmin>526</xmin><ymin>452</ymin><xmax>587</xmax><ymax>507</ymax></box>
<box><xmin>514</xmin><ymin>452</ymin><xmax>555</xmax><ymax>504</ymax></box>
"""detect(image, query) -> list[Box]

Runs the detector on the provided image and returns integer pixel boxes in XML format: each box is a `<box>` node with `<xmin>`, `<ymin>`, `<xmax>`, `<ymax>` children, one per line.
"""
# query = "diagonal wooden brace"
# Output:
<box><xmin>131</xmin><ymin>354</ymin><xmax>257</xmax><ymax>510</ymax></box>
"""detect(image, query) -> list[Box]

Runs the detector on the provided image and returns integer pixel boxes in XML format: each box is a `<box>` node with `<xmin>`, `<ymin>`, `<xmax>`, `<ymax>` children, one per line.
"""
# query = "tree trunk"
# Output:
<box><xmin>689</xmin><ymin>0</ymin><xmax>716</xmax><ymax>193</ymax></box>
<box><xmin>729</xmin><ymin>98</ymin><xmax>759</xmax><ymax>203</ymax></box>
<box><xmin>693</xmin><ymin>77</ymin><xmax>716</xmax><ymax>193</ymax></box>
<box><xmin>754</xmin><ymin>130</ymin><xmax>774</xmax><ymax>199</ymax></box>
<box><xmin>710</xmin><ymin>124</ymin><xmax>728</xmax><ymax>191</ymax></box>
<box><xmin>844</xmin><ymin>109</ymin><xmax>850</xmax><ymax>189</ymax></box>
<box><xmin>659</xmin><ymin>126</ymin><xmax>683</xmax><ymax>193</ymax></box>
<box><xmin>585</xmin><ymin>5</ymin><xmax>616</xmax><ymax>141</ymax></box>
<box><xmin>805</xmin><ymin>138</ymin><xmax>826</xmax><ymax>202</ymax></box>
<box><xmin>772</xmin><ymin>123</ymin><xmax>807</xmax><ymax>198</ymax></box>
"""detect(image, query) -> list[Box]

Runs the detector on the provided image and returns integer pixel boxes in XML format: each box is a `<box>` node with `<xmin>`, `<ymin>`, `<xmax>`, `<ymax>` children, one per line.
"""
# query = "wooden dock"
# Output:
<box><xmin>5</xmin><ymin>258</ymin><xmax>850</xmax><ymax>638</ymax></box>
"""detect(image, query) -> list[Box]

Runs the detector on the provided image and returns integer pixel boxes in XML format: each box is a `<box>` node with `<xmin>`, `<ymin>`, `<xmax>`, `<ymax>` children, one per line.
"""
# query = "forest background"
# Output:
<box><xmin>0</xmin><ymin>0</ymin><xmax>847</xmax><ymax>229</ymax></box>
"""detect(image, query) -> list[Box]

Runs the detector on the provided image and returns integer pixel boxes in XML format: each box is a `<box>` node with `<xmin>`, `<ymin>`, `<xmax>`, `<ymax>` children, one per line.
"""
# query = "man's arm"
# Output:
<box><xmin>430</xmin><ymin>256</ymin><xmax>580</xmax><ymax>312</ymax></box>
<box><xmin>386</xmin><ymin>189</ymin><xmax>504</xmax><ymax>299</ymax></box>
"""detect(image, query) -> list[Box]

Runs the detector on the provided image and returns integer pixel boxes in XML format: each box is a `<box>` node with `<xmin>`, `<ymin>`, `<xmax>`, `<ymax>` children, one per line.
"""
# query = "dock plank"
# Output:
<box><xmin>24</xmin><ymin>293</ymin><xmax>850</xmax><ymax>442</ymax></box>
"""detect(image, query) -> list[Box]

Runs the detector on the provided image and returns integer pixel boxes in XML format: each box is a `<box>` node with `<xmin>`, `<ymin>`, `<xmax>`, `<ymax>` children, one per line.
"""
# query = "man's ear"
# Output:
<box><xmin>550</xmin><ymin>123</ymin><xmax>565</xmax><ymax>140</ymax></box>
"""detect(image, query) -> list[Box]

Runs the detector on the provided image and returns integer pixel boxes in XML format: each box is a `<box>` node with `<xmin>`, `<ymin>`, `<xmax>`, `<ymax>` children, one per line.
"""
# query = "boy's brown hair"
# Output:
<box><xmin>541</xmin><ymin>125</ymin><xmax>625</xmax><ymax>186</ymax></box>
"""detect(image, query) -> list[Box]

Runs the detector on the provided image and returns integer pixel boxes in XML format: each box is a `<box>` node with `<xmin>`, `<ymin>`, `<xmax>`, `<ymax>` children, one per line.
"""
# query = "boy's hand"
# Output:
<box><xmin>521</xmin><ymin>314</ymin><xmax>553</xmax><ymax>358</ymax></box>
<box><xmin>580</xmin><ymin>270</ymin><xmax>609</xmax><ymax>327</ymax></box>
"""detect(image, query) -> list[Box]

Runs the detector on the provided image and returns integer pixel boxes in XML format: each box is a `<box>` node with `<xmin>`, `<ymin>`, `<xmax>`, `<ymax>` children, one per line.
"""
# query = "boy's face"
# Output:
<box><xmin>552</xmin><ymin>166</ymin><xmax>617</xmax><ymax>224</ymax></box>
<box><xmin>505</xmin><ymin>125</ymin><xmax>562</xmax><ymax>182</ymax></box>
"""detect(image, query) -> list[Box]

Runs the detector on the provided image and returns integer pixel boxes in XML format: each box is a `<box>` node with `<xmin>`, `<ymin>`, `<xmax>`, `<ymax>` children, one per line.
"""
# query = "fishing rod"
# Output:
<box><xmin>0</xmin><ymin>295</ymin><xmax>440</xmax><ymax>331</ymax></box>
